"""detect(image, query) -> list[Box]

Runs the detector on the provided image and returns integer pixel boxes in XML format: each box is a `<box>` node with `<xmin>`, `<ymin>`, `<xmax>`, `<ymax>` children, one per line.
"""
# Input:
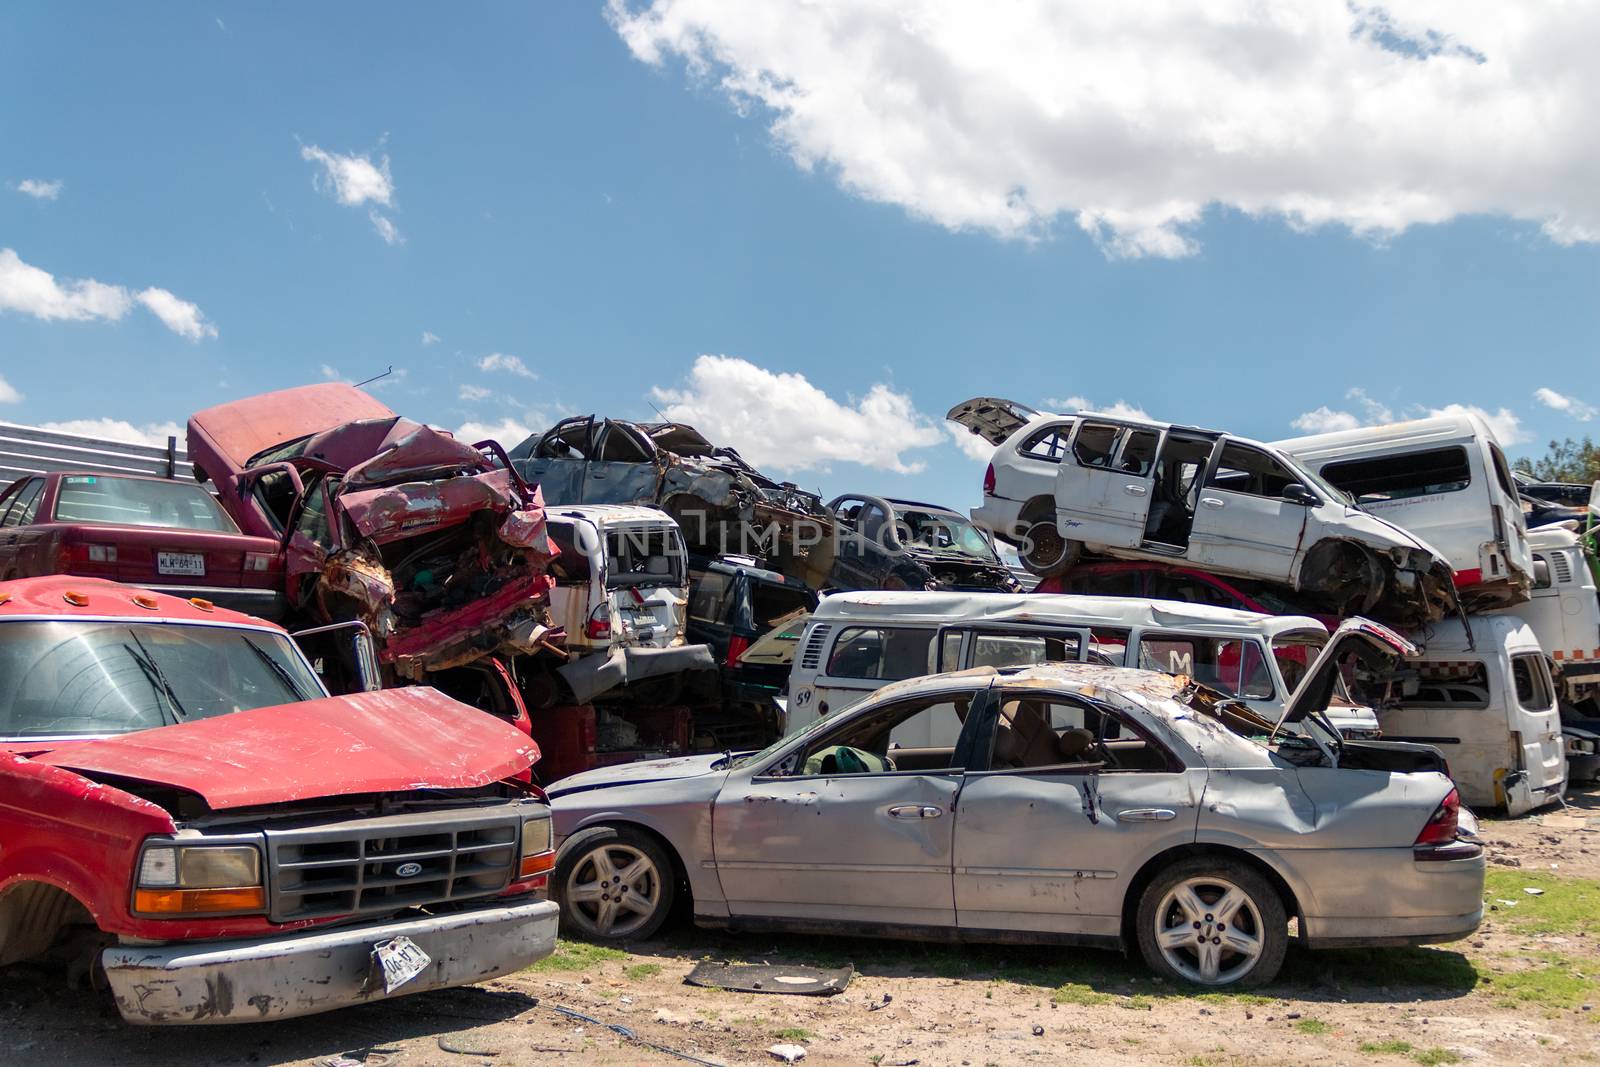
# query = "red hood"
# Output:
<box><xmin>188</xmin><ymin>383</ymin><xmax>397</xmax><ymax>470</ymax></box>
<box><xmin>35</xmin><ymin>688</ymin><xmax>538</xmax><ymax>810</ymax></box>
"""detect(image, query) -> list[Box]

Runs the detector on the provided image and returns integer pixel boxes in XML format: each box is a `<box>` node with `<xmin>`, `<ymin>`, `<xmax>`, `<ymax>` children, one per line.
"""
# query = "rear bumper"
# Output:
<box><xmin>102</xmin><ymin>899</ymin><xmax>558</xmax><ymax>1025</ymax></box>
<box><xmin>558</xmin><ymin>643</ymin><xmax>716</xmax><ymax>703</ymax></box>
<box><xmin>1271</xmin><ymin>846</ymin><xmax>1485</xmax><ymax>950</ymax></box>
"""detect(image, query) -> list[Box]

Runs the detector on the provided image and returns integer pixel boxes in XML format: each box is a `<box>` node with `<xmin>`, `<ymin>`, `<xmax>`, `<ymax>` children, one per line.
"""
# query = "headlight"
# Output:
<box><xmin>519</xmin><ymin>815</ymin><xmax>555</xmax><ymax>880</ymax></box>
<box><xmin>134</xmin><ymin>842</ymin><xmax>266</xmax><ymax>916</ymax></box>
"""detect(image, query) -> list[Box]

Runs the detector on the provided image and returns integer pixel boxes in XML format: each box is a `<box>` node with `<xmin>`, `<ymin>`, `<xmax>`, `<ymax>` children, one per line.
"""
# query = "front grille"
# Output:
<box><xmin>265</xmin><ymin>806</ymin><xmax>521</xmax><ymax>921</ymax></box>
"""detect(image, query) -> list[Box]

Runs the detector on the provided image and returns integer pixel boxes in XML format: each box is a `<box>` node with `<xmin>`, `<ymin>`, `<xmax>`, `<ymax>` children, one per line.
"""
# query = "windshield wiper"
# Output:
<box><xmin>241</xmin><ymin>635</ymin><xmax>309</xmax><ymax>701</ymax></box>
<box><xmin>123</xmin><ymin>632</ymin><xmax>188</xmax><ymax>725</ymax></box>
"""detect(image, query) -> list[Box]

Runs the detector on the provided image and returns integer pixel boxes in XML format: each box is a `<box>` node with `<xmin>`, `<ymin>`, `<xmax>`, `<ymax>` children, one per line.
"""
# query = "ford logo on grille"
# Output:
<box><xmin>395</xmin><ymin>862</ymin><xmax>424</xmax><ymax>878</ymax></box>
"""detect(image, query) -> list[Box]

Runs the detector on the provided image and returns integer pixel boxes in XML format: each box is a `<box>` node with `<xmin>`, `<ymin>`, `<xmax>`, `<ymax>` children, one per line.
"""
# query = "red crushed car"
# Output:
<box><xmin>0</xmin><ymin>471</ymin><xmax>283</xmax><ymax>617</ymax></box>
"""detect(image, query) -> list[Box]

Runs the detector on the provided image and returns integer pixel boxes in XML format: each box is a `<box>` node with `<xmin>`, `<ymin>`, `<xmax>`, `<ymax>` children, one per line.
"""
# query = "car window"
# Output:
<box><xmin>986</xmin><ymin>693</ymin><xmax>1174</xmax><ymax>772</ymax></box>
<box><xmin>598</xmin><ymin>422</ymin><xmax>654</xmax><ymax>462</ymax></box>
<box><xmin>1532</xmin><ymin>553</ymin><xmax>1553</xmax><ymax>591</ymax></box>
<box><xmin>1062</xmin><ymin>568</ymin><xmax>1144</xmax><ymax>597</ymax></box>
<box><xmin>825</xmin><ymin>626</ymin><xmax>936</xmax><ymax>680</ymax></box>
<box><xmin>749</xmin><ymin>580</ymin><xmax>813</xmax><ymax>630</ymax></box>
<box><xmin>968</xmin><ymin>630</ymin><xmax>1081</xmax><ymax>669</ymax></box>
<box><xmin>1207</xmin><ymin>444</ymin><xmax>1298</xmax><ymax>498</ymax></box>
<box><xmin>1137</xmin><ymin>633</ymin><xmax>1274</xmax><ymax>700</ymax></box>
<box><xmin>1512</xmin><ymin>653</ymin><xmax>1554</xmax><ymax>712</ymax></box>
<box><xmin>1018</xmin><ymin>422</ymin><xmax>1072</xmax><ymax>462</ymax></box>
<box><xmin>1</xmin><ymin>478</ymin><xmax>44</xmax><ymax>528</ymax></box>
<box><xmin>1400</xmin><ymin>663</ymin><xmax>1491</xmax><ymax>709</ymax></box>
<box><xmin>547</xmin><ymin>521</ymin><xmax>594</xmax><ymax>585</ymax></box>
<box><xmin>1088</xmin><ymin>627</ymin><xmax>1130</xmax><ymax>665</ymax></box>
<box><xmin>1318</xmin><ymin>446</ymin><xmax>1471</xmax><ymax>504</ymax></box>
<box><xmin>777</xmin><ymin>691</ymin><xmax>977</xmax><ymax>776</ymax></box>
<box><xmin>1487</xmin><ymin>442</ymin><xmax>1520</xmax><ymax>501</ymax></box>
<box><xmin>52</xmin><ymin>475</ymin><xmax>239</xmax><ymax>532</ymax></box>
<box><xmin>1118</xmin><ymin>429</ymin><xmax>1159</xmax><ymax>476</ymax></box>
<box><xmin>606</xmin><ymin>524</ymin><xmax>685</xmax><ymax>587</ymax></box>
<box><xmin>688</xmin><ymin>571</ymin><xmax>731</xmax><ymax>623</ymax></box>
<box><xmin>1072</xmin><ymin>422</ymin><xmax>1120</xmax><ymax>469</ymax></box>
<box><xmin>293</xmin><ymin>478</ymin><xmax>336</xmax><ymax>550</ymax></box>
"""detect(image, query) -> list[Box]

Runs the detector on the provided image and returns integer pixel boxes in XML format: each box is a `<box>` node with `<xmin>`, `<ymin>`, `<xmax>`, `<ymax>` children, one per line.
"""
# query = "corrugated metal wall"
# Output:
<box><xmin>0</xmin><ymin>422</ymin><xmax>191</xmax><ymax>489</ymax></box>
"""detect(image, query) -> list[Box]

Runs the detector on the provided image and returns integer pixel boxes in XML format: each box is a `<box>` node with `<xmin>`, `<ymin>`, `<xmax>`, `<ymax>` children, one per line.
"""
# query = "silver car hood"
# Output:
<box><xmin>545</xmin><ymin>752</ymin><xmax>731</xmax><ymax>798</ymax></box>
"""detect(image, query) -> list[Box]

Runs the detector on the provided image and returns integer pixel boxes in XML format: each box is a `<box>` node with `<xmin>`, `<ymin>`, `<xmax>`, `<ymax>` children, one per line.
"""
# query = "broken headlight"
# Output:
<box><xmin>133</xmin><ymin>839</ymin><xmax>266</xmax><ymax>916</ymax></box>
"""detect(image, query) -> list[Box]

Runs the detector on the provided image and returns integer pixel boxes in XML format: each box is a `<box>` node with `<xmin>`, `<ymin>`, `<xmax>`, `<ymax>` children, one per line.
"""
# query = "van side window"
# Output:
<box><xmin>969</xmin><ymin>631</ymin><xmax>1081</xmax><ymax>669</ymax></box>
<box><xmin>986</xmin><ymin>694</ymin><xmax>1175</xmax><ymax>772</ymax></box>
<box><xmin>547</xmin><ymin>523</ymin><xmax>593</xmax><ymax>585</ymax></box>
<box><xmin>1318</xmin><ymin>447</ymin><xmax>1471</xmax><ymax>503</ymax></box>
<box><xmin>689</xmin><ymin>571</ymin><xmax>731</xmax><ymax>623</ymax></box>
<box><xmin>1088</xmin><ymin>627</ymin><xmax>1130</xmax><ymax>665</ymax></box>
<box><xmin>1073</xmin><ymin>423</ymin><xmax>1120</xmax><ymax>469</ymax></box>
<box><xmin>825</xmin><ymin>626</ymin><xmax>935</xmax><ymax>681</ymax></box>
<box><xmin>1401</xmin><ymin>663</ymin><xmax>1491</xmax><ymax>709</ymax></box>
<box><xmin>1511</xmin><ymin>654</ymin><xmax>1555</xmax><ymax>712</ymax></box>
<box><xmin>1019</xmin><ymin>424</ymin><xmax>1072</xmax><ymax>461</ymax></box>
<box><xmin>1136</xmin><ymin>634</ymin><xmax>1273</xmax><ymax>699</ymax></box>
<box><xmin>1532</xmin><ymin>553</ymin><xmax>1553</xmax><ymax>591</ymax></box>
<box><xmin>1207</xmin><ymin>444</ymin><xmax>1297</xmax><ymax>498</ymax></box>
<box><xmin>1119</xmin><ymin>430</ymin><xmax>1159</xmax><ymax>476</ymax></box>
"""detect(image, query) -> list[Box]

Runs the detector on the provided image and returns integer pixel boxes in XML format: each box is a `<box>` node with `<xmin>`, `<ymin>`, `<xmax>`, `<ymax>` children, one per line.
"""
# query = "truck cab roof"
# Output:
<box><xmin>0</xmin><ymin>575</ymin><xmax>280</xmax><ymax>627</ymax></box>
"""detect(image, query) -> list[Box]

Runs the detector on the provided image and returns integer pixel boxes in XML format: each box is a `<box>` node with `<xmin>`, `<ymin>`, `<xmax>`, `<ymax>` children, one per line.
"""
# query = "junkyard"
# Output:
<box><xmin>8</xmin><ymin>4</ymin><xmax>1600</xmax><ymax>1066</ymax></box>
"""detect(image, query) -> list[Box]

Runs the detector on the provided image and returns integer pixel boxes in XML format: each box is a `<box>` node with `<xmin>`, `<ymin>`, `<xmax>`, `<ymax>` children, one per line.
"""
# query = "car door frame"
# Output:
<box><xmin>1185</xmin><ymin>437</ymin><xmax>1312</xmax><ymax>581</ymax></box>
<box><xmin>1055</xmin><ymin>419</ymin><xmax>1161</xmax><ymax>550</ymax></box>
<box><xmin>282</xmin><ymin>472</ymin><xmax>343</xmax><ymax>609</ymax></box>
<box><xmin>708</xmin><ymin>683</ymin><xmax>996</xmax><ymax>932</ymax></box>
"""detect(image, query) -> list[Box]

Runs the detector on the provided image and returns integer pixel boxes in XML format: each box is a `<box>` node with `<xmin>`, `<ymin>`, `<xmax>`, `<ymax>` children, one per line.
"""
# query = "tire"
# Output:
<box><xmin>1019</xmin><ymin>507</ymin><xmax>1081</xmax><ymax>578</ymax></box>
<box><xmin>1302</xmin><ymin>541</ymin><xmax>1384</xmax><ymax>616</ymax></box>
<box><xmin>553</xmin><ymin>825</ymin><xmax>677</xmax><ymax>943</ymax></box>
<box><xmin>1135</xmin><ymin>856</ymin><xmax>1287</xmax><ymax>988</ymax></box>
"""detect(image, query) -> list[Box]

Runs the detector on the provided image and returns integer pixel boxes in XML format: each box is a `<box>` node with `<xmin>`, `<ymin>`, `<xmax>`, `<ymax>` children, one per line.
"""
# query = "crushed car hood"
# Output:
<box><xmin>546</xmin><ymin>752</ymin><xmax>731</xmax><ymax>798</ymax></box>
<box><xmin>37</xmin><ymin>688</ymin><xmax>538</xmax><ymax>810</ymax></box>
<box><xmin>189</xmin><ymin>383</ymin><xmax>398</xmax><ymax>469</ymax></box>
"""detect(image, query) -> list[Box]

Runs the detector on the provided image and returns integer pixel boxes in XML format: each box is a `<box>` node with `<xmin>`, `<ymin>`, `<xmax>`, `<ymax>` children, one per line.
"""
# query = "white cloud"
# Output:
<box><xmin>0</xmin><ymin>248</ymin><xmax>214</xmax><ymax>341</ymax></box>
<box><xmin>16</xmin><ymin>179</ymin><xmax>62</xmax><ymax>200</ymax></box>
<box><xmin>458</xmin><ymin>384</ymin><xmax>492</xmax><ymax>401</ymax></box>
<box><xmin>455</xmin><ymin>417</ymin><xmax>535</xmax><ymax>447</ymax></box>
<box><xmin>320</xmin><ymin>363</ymin><xmax>348</xmax><ymax>382</ymax></box>
<box><xmin>135</xmin><ymin>287</ymin><xmax>217</xmax><ymax>340</ymax></box>
<box><xmin>1288</xmin><ymin>389</ymin><xmax>1528</xmax><ymax>445</ymax></box>
<box><xmin>369</xmin><ymin>211</ymin><xmax>404</xmax><ymax>246</ymax></box>
<box><xmin>650</xmin><ymin>354</ymin><xmax>945</xmax><ymax>474</ymax></box>
<box><xmin>1534</xmin><ymin>386</ymin><xmax>1596</xmax><ymax>421</ymax></box>
<box><xmin>1426</xmin><ymin>403</ymin><xmax>1528</xmax><ymax>446</ymax></box>
<box><xmin>610</xmin><ymin>1</ymin><xmax>1600</xmax><ymax>257</ymax></box>
<box><xmin>0</xmin><ymin>374</ymin><xmax>21</xmax><ymax>403</ymax></box>
<box><xmin>477</xmin><ymin>353</ymin><xmax>537</xmax><ymax>379</ymax></box>
<box><xmin>947</xmin><ymin>423</ymin><xmax>996</xmax><ymax>462</ymax></box>
<box><xmin>38</xmin><ymin>418</ymin><xmax>182</xmax><ymax>447</ymax></box>
<box><xmin>365</xmin><ymin>367</ymin><xmax>409</xmax><ymax>391</ymax></box>
<box><xmin>1044</xmin><ymin>395</ymin><xmax>1150</xmax><ymax>420</ymax></box>
<box><xmin>421</xmin><ymin>330</ymin><xmax>440</xmax><ymax>346</ymax></box>
<box><xmin>1290</xmin><ymin>406</ymin><xmax>1362</xmax><ymax>434</ymax></box>
<box><xmin>300</xmin><ymin>145</ymin><xmax>394</xmax><ymax>207</ymax></box>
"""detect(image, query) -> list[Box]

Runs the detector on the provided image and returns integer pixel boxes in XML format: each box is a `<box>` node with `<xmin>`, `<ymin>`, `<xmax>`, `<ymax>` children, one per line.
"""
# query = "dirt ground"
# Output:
<box><xmin>6</xmin><ymin>787</ymin><xmax>1598</xmax><ymax>1067</ymax></box>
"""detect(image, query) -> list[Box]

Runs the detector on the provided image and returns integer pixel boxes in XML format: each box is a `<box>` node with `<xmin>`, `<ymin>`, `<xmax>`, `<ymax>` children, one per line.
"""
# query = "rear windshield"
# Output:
<box><xmin>0</xmin><ymin>621</ymin><xmax>322</xmax><ymax>739</ymax></box>
<box><xmin>606</xmin><ymin>525</ymin><xmax>686</xmax><ymax>587</ymax></box>
<box><xmin>1512</xmin><ymin>653</ymin><xmax>1555</xmax><ymax>712</ymax></box>
<box><xmin>53</xmin><ymin>475</ymin><xmax>239</xmax><ymax>533</ymax></box>
<box><xmin>750</xmin><ymin>581</ymin><xmax>814</xmax><ymax>629</ymax></box>
<box><xmin>689</xmin><ymin>571</ymin><xmax>732</xmax><ymax>623</ymax></box>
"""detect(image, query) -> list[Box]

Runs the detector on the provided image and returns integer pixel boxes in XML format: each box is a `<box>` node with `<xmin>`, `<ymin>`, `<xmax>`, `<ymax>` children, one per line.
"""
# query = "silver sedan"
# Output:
<box><xmin>548</xmin><ymin>631</ymin><xmax>1484</xmax><ymax>987</ymax></box>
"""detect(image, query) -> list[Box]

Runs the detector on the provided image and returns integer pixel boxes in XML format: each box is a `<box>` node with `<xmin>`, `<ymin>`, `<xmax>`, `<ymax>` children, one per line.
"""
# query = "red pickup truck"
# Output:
<box><xmin>0</xmin><ymin>575</ymin><xmax>558</xmax><ymax>1024</ymax></box>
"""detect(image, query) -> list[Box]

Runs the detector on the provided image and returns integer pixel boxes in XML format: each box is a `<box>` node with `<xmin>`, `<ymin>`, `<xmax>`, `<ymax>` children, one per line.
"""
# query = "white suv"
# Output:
<box><xmin>948</xmin><ymin>397</ymin><xmax>1459</xmax><ymax>626</ymax></box>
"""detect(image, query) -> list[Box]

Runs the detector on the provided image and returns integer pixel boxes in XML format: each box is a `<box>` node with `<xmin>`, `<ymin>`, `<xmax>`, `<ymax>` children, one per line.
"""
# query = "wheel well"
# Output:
<box><xmin>1019</xmin><ymin>495</ymin><xmax>1056</xmax><ymax>523</ymax></box>
<box><xmin>1120</xmin><ymin>844</ymin><xmax>1301</xmax><ymax>947</ymax></box>
<box><xmin>0</xmin><ymin>881</ymin><xmax>96</xmax><ymax>967</ymax></box>
<box><xmin>580</xmin><ymin>821</ymin><xmax>694</xmax><ymax>905</ymax></box>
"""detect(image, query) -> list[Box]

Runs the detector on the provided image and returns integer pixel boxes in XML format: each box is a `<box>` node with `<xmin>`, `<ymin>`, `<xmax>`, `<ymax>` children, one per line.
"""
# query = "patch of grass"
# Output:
<box><xmin>1412</xmin><ymin>1049</ymin><xmax>1462</xmax><ymax>1066</ymax></box>
<box><xmin>623</xmin><ymin>962</ymin><xmax>663</xmax><ymax>981</ymax></box>
<box><xmin>1121</xmin><ymin>995</ymin><xmax>1154</xmax><ymax>1011</ymax></box>
<box><xmin>774</xmin><ymin>1027</ymin><xmax>815</xmax><ymax>1042</ymax></box>
<box><xmin>1359</xmin><ymin>1039</ymin><xmax>1414</xmax><ymax>1055</ymax></box>
<box><xmin>526</xmin><ymin>939</ymin><xmax>627</xmax><ymax>973</ymax></box>
<box><xmin>1484</xmin><ymin>953</ymin><xmax>1597</xmax><ymax>1010</ymax></box>
<box><xmin>1483</xmin><ymin>872</ymin><xmax>1600</xmax><ymax>936</ymax></box>
<box><xmin>1294</xmin><ymin>1018</ymin><xmax>1331</xmax><ymax>1035</ymax></box>
<box><xmin>1052</xmin><ymin>983</ymin><xmax>1114</xmax><ymax>1007</ymax></box>
<box><xmin>1193</xmin><ymin>990</ymin><xmax>1275</xmax><ymax>1006</ymax></box>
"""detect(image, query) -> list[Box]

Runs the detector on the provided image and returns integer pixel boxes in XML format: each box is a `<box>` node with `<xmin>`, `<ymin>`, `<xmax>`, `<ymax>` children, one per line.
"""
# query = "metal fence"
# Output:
<box><xmin>0</xmin><ymin>421</ymin><xmax>191</xmax><ymax>489</ymax></box>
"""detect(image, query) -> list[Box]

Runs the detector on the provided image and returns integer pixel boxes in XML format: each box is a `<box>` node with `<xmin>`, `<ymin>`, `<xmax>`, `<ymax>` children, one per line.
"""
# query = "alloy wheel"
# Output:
<box><xmin>564</xmin><ymin>843</ymin><xmax>663</xmax><ymax>939</ymax></box>
<box><xmin>1152</xmin><ymin>875</ymin><xmax>1265</xmax><ymax>985</ymax></box>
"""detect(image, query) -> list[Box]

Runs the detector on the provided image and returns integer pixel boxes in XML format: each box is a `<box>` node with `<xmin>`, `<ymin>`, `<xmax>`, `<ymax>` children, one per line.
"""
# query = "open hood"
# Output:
<box><xmin>188</xmin><ymin>383</ymin><xmax>398</xmax><ymax>470</ymax></box>
<box><xmin>1282</xmin><ymin>617</ymin><xmax>1417</xmax><ymax>723</ymax></box>
<box><xmin>945</xmin><ymin>397</ymin><xmax>1041</xmax><ymax>445</ymax></box>
<box><xmin>37</xmin><ymin>688</ymin><xmax>538</xmax><ymax>810</ymax></box>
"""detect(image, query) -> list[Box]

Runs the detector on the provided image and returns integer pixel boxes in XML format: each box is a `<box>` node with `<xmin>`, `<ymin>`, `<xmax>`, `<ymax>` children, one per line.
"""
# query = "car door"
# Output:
<box><xmin>583</xmin><ymin>421</ymin><xmax>663</xmax><ymax>505</ymax></box>
<box><xmin>283</xmin><ymin>475</ymin><xmax>340</xmax><ymax>609</ymax></box>
<box><xmin>0</xmin><ymin>477</ymin><xmax>45</xmax><ymax>575</ymax></box>
<box><xmin>953</xmin><ymin>690</ymin><xmax>1203</xmax><ymax>937</ymax></box>
<box><xmin>1054</xmin><ymin>420</ymin><xmax>1159</xmax><ymax>549</ymax></box>
<box><xmin>825</xmin><ymin>494</ymin><xmax>889</xmax><ymax>589</ymax></box>
<box><xmin>710</xmin><ymin>685</ymin><xmax>990</xmax><ymax>928</ymax></box>
<box><xmin>1186</xmin><ymin>441</ymin><xmax>1309</xmax><ymax>581</ymax></box>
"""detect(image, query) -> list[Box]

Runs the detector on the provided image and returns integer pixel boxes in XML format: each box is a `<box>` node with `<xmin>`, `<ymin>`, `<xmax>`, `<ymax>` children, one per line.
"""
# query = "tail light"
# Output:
<box><xmin>243</xmin><ymin>552</ymin><xmax>274</xmax><ymax>572</ymax></box>
<box><xmin>57</xmin><ymin>542</ymin><xmax>118</xmax><ymax>569</ymax></box>
<box><xmin>86</xmin><ymin>544</ymin><xmax>117</xmax><ymax>563</ymax></box>
<box><xmin>726</xmin><ymin>633</ymin><xmax>751</xmax><ymax>667</ymax></box>
<box><xmin>983</xmin><ymin>463</ymin><xmax>996</xmax><ymax>496</ymax></box>
<box><xmin>1414</xmin><ymin>788</ymin><xmax>1459</xmax><ymax>847</ymax></box>
<box><xmin>585</xmin><ymin>604</ymin><xmax>611</xmax><ymax>639</ymax></box>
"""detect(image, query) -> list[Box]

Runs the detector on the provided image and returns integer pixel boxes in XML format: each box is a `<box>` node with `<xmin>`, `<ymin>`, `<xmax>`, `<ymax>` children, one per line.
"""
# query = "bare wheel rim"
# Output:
<box><xmin>566</xmin><ymin>844</ymin><xmax>662</xmax><ymax>938</ymax></box>
<box><xmin>1154</xmin><ymin>876</ymin><xmax>1265</xmax><ymax>985</ymax></box>
<box><xmin>1026</xmin><ymin>521</ymin><xmax>1066</xmax><ymax>569</ymax></box>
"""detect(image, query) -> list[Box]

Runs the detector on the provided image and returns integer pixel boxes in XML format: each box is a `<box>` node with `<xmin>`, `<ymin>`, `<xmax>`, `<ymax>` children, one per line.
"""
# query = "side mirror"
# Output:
<box><xmin>1282</xmin><ymin>482</ymin><xmax>1319</xmax><ymax>506</ymax></box>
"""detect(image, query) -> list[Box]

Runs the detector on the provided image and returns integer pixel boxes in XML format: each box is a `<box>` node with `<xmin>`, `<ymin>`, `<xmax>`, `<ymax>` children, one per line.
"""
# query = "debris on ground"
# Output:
<box><xmin>767</xmin><ymin>1044</ymin><xmax>807</xmax><ymax>1063</ymax></box>
<box><xmin>686</xmin><ymin>961</ymin><xmax>852</xmax><ymax>996</ymax></box>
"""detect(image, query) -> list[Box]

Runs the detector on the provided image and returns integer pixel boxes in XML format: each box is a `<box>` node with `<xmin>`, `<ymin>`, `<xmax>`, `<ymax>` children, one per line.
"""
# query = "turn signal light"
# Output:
<box><xmin>134</xmin><ymin>886</ymin><xmax>267</xmax><ymax>915</ymax></box>
<box><xmin>518</xmin><ymin>852</ymin><xmax>556</xmax><ymax>879</ymax></box>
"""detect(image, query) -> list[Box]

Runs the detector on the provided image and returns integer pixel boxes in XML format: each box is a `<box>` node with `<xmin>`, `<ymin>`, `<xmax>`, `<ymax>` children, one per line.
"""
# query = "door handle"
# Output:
<box><xmin>1200</xmin><ymin>497</ymin><xmax>1225</xmax><ymax>509</ymax></box>
<box><xmin>886</xmin><ymin>805</ymin><xmax>943</xmax><ymax>820</ymax></box>
<box><xmin>1116</xmin><ymin>808</ymin><xmax>1177</xmax><ymax>822</ymax></box>
<box><xmin>1123</xmin><ymin>485</ymin><xmax>1148</xmax><ymax>497</ymax></box>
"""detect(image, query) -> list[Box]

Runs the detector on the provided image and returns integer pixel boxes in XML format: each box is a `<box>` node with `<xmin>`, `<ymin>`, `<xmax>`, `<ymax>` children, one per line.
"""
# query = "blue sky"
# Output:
<box><xmin>4</xmin><ymin>3</ymin><xmax>1600</xmax><ymax>512</ymax></box>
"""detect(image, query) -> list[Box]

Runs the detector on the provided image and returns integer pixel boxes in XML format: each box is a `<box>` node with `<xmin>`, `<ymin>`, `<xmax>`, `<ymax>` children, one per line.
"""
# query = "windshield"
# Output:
<box><xmin>900</xmin><ymin>510</ymin><xmax>1000</xmax><ymax>561</ymax></box>
<box><xmin>731</xmin><ymin>702</ymin><xmax>849</xmax><ymax>768</ymax></box>
<box><xmin>0</xmin><ymin>621</ymin><xmax>323</xmax><ymax>740</ymax></box>
<box><xmin>1283</xmin><ymin>457</ymin><xmax>1352</xmax><ymax>506</ymax></box>
<box><xmin>53</xmin><ymin>475</ymin><xmax>239</xmax><ymax>533</ymax></box>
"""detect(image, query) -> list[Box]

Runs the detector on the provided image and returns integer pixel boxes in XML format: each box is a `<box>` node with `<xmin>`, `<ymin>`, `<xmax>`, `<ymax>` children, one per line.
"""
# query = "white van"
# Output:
<box><xmin>1377</xmin><ymin>613</ymin><xmax>1566</xmax><ymax>816</ymax></box>
<box><xmin>544</xmin><ymin>505</ymin><xmax>712</xmax><ymax>702</ymax></box>
<box><xmin>786</xmin><ymin>591</ymin><xmax>1384</xmax><ymax>746</ymax></box>
<box><xmin>1276</xmin><ymin>413</ymin><xmax>1532</xmax><ymax>610</ymax></box>
<box><xmin>1506</xmin><ymin>526</ymin><xmax>1600</xmax><ymax>704</ymax></box>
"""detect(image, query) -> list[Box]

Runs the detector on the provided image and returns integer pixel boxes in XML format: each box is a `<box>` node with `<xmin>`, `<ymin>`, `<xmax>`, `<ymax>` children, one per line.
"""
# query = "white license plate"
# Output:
<box><xmin>157</xmin><ymin>552</ymin><xmax>206</xmax><ymax>576</ymax></box>
<box><xmin>373</xmin><ymin>935</ymin><xmax>431</xmax><ymax>993</ymax></box>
